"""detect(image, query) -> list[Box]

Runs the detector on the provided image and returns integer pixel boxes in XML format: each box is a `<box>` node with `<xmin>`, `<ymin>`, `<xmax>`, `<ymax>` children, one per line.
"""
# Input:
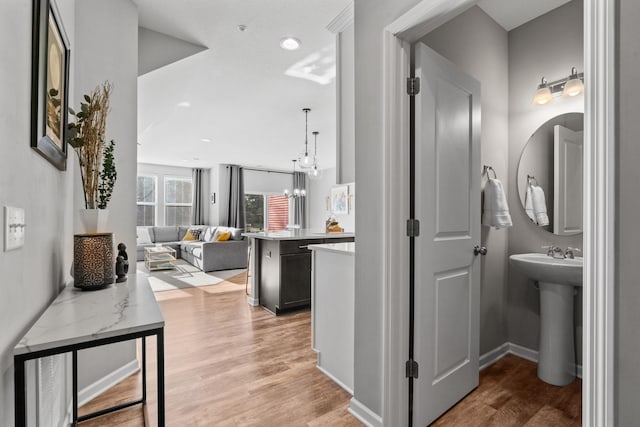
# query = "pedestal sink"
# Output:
<box><xmin>509</xmin><ymin>253</ymin><xmax>582</xmax><ymax>386</ymax></box>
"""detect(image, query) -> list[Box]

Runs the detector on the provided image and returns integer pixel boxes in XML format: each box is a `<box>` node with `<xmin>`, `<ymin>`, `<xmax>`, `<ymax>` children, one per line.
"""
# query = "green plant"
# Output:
<box><xmin>67</xmin><ymin>82</ymin><xmax>117</xmax><ymax>209</ymax></box>
<box><xmin>98</xmin><ymin>140</ymin><xmax>117</xmax><ymax>209</ymax></box>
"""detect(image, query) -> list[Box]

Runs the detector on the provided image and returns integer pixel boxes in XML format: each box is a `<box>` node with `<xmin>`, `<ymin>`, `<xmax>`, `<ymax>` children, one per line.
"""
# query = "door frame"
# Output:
<box><xmin>381</xmin><ymin>1</ymin><xmax>616</xmax><ymax>426</ymax></box>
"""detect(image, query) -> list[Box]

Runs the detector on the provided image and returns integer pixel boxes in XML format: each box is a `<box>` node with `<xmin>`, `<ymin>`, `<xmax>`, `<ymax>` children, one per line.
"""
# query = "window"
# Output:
<box><xmin>244</xmin><ymin>193</ymin><xmax>289</xmax><ymax>232</ymax></box>
<box><xmin>165</xmin><ymin>177</ymin><xmax>193</xmax><ymax>226</ymax></box>
<box><xmin>136</xmin><ymin>175</ymin><xmax>156</xmax><ymax>226</ymax></box>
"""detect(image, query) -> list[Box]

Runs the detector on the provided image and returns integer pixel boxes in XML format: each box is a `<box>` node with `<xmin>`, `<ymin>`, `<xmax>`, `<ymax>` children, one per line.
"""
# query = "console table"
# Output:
<box><xmin>13</xmin><ymin>274</ymin><xmax>165</xmax><ymax>426</ymax></box>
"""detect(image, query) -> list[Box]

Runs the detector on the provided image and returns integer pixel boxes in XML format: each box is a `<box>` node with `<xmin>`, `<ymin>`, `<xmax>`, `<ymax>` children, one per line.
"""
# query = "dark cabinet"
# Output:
<box><xmin>258</xmin><ymin>237</ymin><xmax>354</xmax><ymax>314</ymax></box>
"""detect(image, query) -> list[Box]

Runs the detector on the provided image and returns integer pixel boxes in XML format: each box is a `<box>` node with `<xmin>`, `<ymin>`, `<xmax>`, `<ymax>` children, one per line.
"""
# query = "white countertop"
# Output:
<box><xmin>243</xmin><ymin>229</ymin><xmax>355</xmax><ymax>241</ymax></box>
<box><xmin>308</xmin><ymin>242</ymin><xmax>355</xmax><ymax>255</ymax></box>
<box><xmin>14</xmin><ymin>274</ymin><xmax>164</xmax><ymax>356</ymax></box>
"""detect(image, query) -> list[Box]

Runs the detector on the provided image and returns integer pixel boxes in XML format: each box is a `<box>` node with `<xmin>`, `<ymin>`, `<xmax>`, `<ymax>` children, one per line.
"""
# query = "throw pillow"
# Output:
<box><xmin>184</xmin><ymin>227</ymin><xmax>204</xmax><ymax>241</ymax></box>
<box><xmin>215</xmin><ymin>231</ymin><xmax>231</xmax><ymax>242</ymax></box>
<box><xmin>183</xmin><ymin>229</ymin><xmax>197</xmax><ymax>241</ymax></box>
<box><xmin>203</xmin><ymin>226</ymin><xmax>217</xmax><ymax>242</ymax></box>
<box><xmin>137</xmin><ymin>227</ymin><xmax>152</xmax><ymax>245</ymax></box>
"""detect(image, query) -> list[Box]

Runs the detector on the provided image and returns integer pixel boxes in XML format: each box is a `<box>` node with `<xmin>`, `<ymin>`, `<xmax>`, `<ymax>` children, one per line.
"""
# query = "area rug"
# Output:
<box><xmin>137</xmin><ymin>260</ymin><xmax>247</xmax><ymax>292</ymax></box>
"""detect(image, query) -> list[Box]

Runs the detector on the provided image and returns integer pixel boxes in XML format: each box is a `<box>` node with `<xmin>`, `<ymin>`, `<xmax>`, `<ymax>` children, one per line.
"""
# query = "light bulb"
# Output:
<box><xmin>284</xmin><ymin>189</ymin><xmax>290</xmax><ymax>197</ymax></box>
<box><xmin>299</xmin><ymin>154</ymin><xmax>314</xmax><ymax>169</ymax></box>
<box><xmin>563</xmin><ymin>78</ymin><xmax>584</xmax><ymax>97</ymax></box>
<box><xmin>308</xmin><ymin>164</ymin><xmax>323</xmax><ymax>180</ymax></box>
<box><xmin>300</xmin><ymin>189</ymin><xmax>306</xmax><ymax>197</ymax></box>
<box><xmin>533</xmin><ymin>86</ymin><xmax>553</xmax><ymax>105</ymax></box>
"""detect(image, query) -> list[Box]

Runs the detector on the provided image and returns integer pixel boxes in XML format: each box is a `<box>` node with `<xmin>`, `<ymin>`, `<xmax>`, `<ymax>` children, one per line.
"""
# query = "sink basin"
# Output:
<box><xmin>509</xmin><ymin>253</ymin><xmax>583</xmax><ymax>286</ymax></box>
<box><xmin>509</xmin><ymin>252</ymin><xmax>583</xmax><ymax>386</ymax></box>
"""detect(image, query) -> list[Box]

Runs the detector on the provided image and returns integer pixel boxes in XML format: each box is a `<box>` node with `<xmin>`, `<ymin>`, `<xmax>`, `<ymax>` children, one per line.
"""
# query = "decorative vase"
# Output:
<box><xmin>73</xmin><ymin>232</ymin><xmax>115</xmax><ymax>290</ymax></box>
<box><xmin>79</xmin><ymin>209</ymin><xmax>109</xmax><ymax>233</ymax></box>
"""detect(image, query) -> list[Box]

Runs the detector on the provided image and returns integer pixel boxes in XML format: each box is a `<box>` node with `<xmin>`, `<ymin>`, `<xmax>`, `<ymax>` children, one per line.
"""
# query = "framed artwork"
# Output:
<box><xmin>330</xmin><ymin>185</ymin><xmax>349</xmax><ymax>215</ymax></box>
<box><xmin>31</xmin><ymin>0</ymin><xmax>70</xmax><ymax>171</ymax></box>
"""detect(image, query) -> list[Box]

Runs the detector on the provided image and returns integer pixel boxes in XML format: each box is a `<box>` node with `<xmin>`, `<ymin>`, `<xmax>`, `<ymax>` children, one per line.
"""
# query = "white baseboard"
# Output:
<box><xmin>480</xmin><ymin>342</ymin><xmax>582</xmax><ymax>379</ymax></box>
<box><xmin>247</xmin><ymin>296</ymin><xmax>259</xmax><ymax>306</ymax></box>
<box><xmin>348</xmin><ymin>398</ymin><xmax>383</xmax><ymax>427</ymax></box>
<box><xmin>78</xmin><ymin>359</ymin><xmax>140</xmax><ymax>407</ymax></box>
<box><xmin>479</xmin><ymin>342</ymin><xmax>510</xmax><ymax>370</ymax></box>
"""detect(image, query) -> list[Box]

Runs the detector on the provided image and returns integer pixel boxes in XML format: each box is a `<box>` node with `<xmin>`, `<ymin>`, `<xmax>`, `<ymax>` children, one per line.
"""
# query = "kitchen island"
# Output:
<box><xmin>243</xmin><ymin>230</ymin><xmax>355</xmax><ymax>314</ymax></box>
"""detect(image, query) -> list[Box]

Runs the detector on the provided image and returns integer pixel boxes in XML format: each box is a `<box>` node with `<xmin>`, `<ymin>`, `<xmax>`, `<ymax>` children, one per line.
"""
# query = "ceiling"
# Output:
<box><xmin>134</xmin><ymin>0</ymin><xmax>350</xmax><ymax>171</ymax></box>
<box><xmin>477</xmin><ymin>0</ymin><xmax>572</xmax><ymax>31</ymax></box>
<box><xmin>134</xmin><ymin>0</ymin><xmax>572</xmax><ymax>171</ymax></box>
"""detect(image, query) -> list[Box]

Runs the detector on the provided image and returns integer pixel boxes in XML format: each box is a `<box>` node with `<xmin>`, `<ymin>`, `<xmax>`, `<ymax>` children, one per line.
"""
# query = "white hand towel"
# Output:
<box><xmin>531</xmin><ymin>185</ymin><xmax>550</xmax><ymax>226</ymax></box>
<box><xmin>524</xmin><ymin>185</ymin><xmax>537</xmax><ymax>223</ymax></box>
<box><xmin>482</xmin><ymin>178</ymin><xmax>513</xmax><ymax>229</ymax></box>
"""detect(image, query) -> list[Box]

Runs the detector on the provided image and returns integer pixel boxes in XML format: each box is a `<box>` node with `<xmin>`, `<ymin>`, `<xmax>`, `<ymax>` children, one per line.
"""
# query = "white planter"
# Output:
<box><xmin>79</xmin><ymin>209</ymin><xmax>109</xmax><ymax>233</ymax></box>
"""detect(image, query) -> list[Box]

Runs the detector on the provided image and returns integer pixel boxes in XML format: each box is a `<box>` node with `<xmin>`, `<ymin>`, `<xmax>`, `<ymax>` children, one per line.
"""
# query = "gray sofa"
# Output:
<box><xmin>137</xmin><ymin>226</ymin><xmax>248</xmax><ymax>272</ymax></box>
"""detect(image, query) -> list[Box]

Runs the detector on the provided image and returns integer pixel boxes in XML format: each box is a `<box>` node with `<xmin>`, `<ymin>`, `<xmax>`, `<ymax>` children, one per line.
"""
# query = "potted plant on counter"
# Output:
<box><xmin>67</xmin><ymin>81</ymin><xmax>117</xmax><ymax>232</ymax></box>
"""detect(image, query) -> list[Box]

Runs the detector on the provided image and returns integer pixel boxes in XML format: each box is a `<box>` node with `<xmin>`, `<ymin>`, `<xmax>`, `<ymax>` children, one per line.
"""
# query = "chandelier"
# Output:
<box><xmin>283</xmin><ymin>160</ymin><xmax>306</xmax><ymax>198</ymax></box>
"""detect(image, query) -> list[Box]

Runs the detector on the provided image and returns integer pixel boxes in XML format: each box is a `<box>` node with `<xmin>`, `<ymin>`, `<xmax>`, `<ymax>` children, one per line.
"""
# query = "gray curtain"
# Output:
<box><xmin>220</xmin><ymin>165</ymin><xmax>245</xmax><ymax>228</ymax></box>
<box><xmin>192</xmin><ymin>168</ymin><xmax>205</xmax><ymax>225</ymax></box>
<box><xmin>293</xmin><ymin>171</ymin><xmax>306</xmax><ymax>227</ymax></box>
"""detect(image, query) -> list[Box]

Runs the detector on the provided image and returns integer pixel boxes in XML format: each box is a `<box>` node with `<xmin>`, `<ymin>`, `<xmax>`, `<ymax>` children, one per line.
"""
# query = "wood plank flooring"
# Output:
<box><xmin>432</xmin><ymin>354</ymin><xmax>582</xmax><ymax>426</ymax></box>
<box><xmin>78</xmin><ymin>273</ymin><xmax>361</xmax><ymax>426</ymax></box>
<box><xmin>78</xmin><ymin>273</ymin><xmax>581</xmax><ymax>426</ymax></box>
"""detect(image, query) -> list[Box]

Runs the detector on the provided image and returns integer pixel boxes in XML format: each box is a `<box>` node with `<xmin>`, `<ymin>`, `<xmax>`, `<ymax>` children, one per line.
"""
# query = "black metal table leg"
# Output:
<box><xmin>157</xmin><ymin>329</ymin><xmax>165</xmax><ymax>426</ymax></box>
<box><xmin>14</xmin><ymin>355</ymin><xmax>26</xmax><ymax>427</ymax></box>
<box><xmin>142</xmin><ymin>336</ymin><xmax>147</xmax><ymax>403</ymax></box>
<box><xmin>73</xmin><ymin>349</ymin><xmax>78</xmax><ymax>426</ymax></box>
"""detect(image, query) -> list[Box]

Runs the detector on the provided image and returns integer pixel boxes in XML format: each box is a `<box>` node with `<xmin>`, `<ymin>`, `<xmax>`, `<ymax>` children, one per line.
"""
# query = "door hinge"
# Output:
<box><xmin>406</xmin><ymin>359</ymin><xmax>419</xmax><ymax>379</ymax></box>
<box><xmin>407</xmin><ymin>77</ymin><xmax>420</xmax><ymax>96</ymax></box>
<box><xmin>407</xmin><ymin>219</ymin><xmax>420</xmax><ymax>237</ymax></box>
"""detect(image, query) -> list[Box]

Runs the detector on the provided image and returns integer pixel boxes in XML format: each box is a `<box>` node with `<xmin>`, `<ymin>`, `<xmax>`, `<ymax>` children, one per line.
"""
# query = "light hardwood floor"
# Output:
<box><xmin>79</xmin><ymin>273</ymin><xmax>361</xmax><ymax>426</ymax></box>
<box><xmin>79</xmin><ymin>274</ymin><xmax>581</xmax><ymax>426</ymax></box>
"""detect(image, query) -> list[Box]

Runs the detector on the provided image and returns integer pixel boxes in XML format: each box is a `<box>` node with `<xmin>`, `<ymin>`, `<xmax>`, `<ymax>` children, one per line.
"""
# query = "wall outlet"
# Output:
<box><xmin>4</xmin><ymin>206</ymin><xmax>25</xmax><ymax>251</ymax></box>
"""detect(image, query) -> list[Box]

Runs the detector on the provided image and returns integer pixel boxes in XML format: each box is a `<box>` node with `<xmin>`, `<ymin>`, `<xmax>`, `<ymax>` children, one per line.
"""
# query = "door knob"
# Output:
<box><xmin>474</xmin><ymin>245</ymin><xmax>487</xmax><ymax>256</ymax></box>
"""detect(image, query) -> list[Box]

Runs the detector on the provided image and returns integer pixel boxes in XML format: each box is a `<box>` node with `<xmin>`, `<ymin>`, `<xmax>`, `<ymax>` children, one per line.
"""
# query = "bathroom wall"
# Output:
<box><xmin>421</xmin><ymin>6</ymin><xmax>509</xmax><ymax>356</ymax></box>
<box><xmin>616</xmin><ymin>0</ymin><xmax>640</xmax><ymax>423</ymax></box>
<box><xmin>506</xmin><ymin>0</ymin><xmax>584</xmax><ymax>358</ymax></box>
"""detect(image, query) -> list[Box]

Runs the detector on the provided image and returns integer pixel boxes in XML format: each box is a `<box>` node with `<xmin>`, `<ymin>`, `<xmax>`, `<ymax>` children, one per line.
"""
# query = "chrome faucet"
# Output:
<box><xmin>564</xmin><ymin>247</ymin><xmax>581</xmax><ymax>259</ymax></box>
<box><xmin>542</xmin><ymin>245</ymin><xmax>565</xmax><ymax>259</ymax></box>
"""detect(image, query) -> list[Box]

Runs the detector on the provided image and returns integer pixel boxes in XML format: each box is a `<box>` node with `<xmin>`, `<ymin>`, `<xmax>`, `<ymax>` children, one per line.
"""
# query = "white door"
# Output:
<box><xmin>553</xmin><ymin>125</ymin><xmax>583</xmax><ymax>235</ymax></box>
<box><xmin>413</xmin><ymin>42</ymin><xmax>481</xmax><ymax>426</ymax></box>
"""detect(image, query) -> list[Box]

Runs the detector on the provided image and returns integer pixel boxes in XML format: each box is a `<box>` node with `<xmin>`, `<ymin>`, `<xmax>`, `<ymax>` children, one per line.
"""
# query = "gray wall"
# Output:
<box><xmin>74</xmin><ymin>0</ymin><xmax>139</xmax><ymax>393</ymax></box>
<box><xmin>0</xmin><ymin>0</ymin><xmax>75</xmax><ymax>424</ymax></box>
<box><xmin>506</xmin><ymin>0</ymin><xmax>584</xmax><ymax>357</ymax></box>
<box><xmin>421</xmin><ymin>5</ymin><xmax>509</xmax><ymax>356</ymax></box>
<box><xmin>354</xmin><ymin>0</ymin><xmax>424</xmax><ymax>416</ymax></box>
<box><xmin>616</xmin><ymin>0</ymin><xmax>640</xmax><ymax>423</ymax></box>
<box><xmin>337</xmin><ymin>24</ymin><xmax>355</xmax><ymax>184</ymax></box>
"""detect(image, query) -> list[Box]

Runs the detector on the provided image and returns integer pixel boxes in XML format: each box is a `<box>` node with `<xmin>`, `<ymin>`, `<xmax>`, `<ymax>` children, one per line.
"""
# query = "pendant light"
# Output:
<box><xmin>308</xmin><ymin>131</ymin><xmax>323</xmax><ymax>180</ymax></box>
<box><xmin>298</xmin><ymin>108</ymin><xmax>314</xmax><ymax>169</ymax></box>
<box><xmin>562</xmin><ymin>67</ymin><xmax>584</xmax><ymax>97</ymax></box>
<box><xmin>532</xmin><ymin>78</ymin><xmax>553</xmax><ymax>105</ymax></box>
<box><xmin>283</xmin><ymin>160</ymin><xmax>306</xmax><ymax>198</ymax></box>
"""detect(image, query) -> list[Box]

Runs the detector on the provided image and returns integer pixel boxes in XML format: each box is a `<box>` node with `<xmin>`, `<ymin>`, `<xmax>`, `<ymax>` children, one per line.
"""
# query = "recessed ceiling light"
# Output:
<box><xmin>200</xmin><ymin>138</ymin><xmax>212</xmax><ymax>143</ymax></box>
<box><xmin>280</xmin><ymin>37</ymin><xmax>301</xmax><ymax>51</ymax></box>
<box><xmin>181</xmin><ymin>159</ymin><xmax>189</xmax><ymax>162</ymax></box>
<box><xmin>193</xmin><ymin>157</ymin><xmax>200</xmax><ymax>161</ymax></box>
<box><xmin>238</xmin><ymin>24</ymin><xmax>247</xmax><ymax>32</ymax></box>
<box><xmin>177</xmin><ymin>101</ymin><xmax>191</xmax><ymax>108</ymax></box>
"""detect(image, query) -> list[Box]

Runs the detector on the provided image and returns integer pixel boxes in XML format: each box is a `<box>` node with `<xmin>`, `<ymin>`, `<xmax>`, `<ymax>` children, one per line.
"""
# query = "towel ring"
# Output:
<box><xmin>527</xmin><ymin>174</ymin><xmax>538</xmax><ymax>186</ymax></box>
<box><xmin>483</xmin><ymin>165</ymin><xmax>497</xmax><ymax>179</ymax></box>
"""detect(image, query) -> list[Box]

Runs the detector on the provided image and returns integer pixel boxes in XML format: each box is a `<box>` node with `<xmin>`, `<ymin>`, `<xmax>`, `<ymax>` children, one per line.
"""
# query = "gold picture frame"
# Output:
<box><xmin>31</xmin><ymin>0</ymin><xmax>70</xmax><ymax>171</ymax></box>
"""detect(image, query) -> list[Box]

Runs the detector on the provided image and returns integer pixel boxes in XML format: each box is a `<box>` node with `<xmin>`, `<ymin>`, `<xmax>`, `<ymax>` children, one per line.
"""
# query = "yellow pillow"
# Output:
<box><xmin>183</xmin><ymin>230</ymin><xmax>197</xmax><ymax>241</ymax></box>
<box><xmin>214</xmin><ymin>231</ymin><xmax>231</xmax><ymax>242</ymax></box>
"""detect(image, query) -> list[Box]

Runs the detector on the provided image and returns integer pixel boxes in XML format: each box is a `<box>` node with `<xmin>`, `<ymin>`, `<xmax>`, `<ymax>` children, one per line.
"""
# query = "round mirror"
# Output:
<box><xmin>517</xmin><ymin>112</ymin><xmax>583</xmax><ymax>236</ymax></box>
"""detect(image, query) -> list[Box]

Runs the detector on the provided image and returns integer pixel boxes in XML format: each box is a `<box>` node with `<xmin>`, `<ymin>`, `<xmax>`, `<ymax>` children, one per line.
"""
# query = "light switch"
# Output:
<box><xmin>4</xmin><ymin>206</ymin><xmax>25</xmax><ymax>251</ymax></box>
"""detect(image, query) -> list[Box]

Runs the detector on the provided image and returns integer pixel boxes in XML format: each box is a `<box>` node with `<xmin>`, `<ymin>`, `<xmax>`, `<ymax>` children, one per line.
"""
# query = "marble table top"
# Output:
<box><xmin>308</xmin><ymin>242</ymin><xmax>355</xmax><ymax>255</ymax></box>
<box><xmin>243</xmin><ymin>229</ymin><xmax>355</xmax><ymax>241</ymax></box>
<box><xmin>14</xmin><ymin>274</ymin><xmax>164</xmax><ymax>356</ymax></box>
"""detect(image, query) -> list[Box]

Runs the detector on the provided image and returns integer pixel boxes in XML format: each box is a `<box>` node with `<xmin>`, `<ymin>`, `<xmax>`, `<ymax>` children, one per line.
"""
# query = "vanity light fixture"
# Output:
<box><xmin>280</xmin><ymin>37</ymin><xmax>301</xmax><ymax>51</ymax></box>
<box><xmin>533</xmin><ymin>67</ymin><xmax>584</xmax><ymax>106</ymax></box>
<box><xmin>562</xmin><ymin>67</ymin><xmax>584</xmax><ymax>97</ymax></box>
<box><xmin>308</xmin><ymin>131</ymin><xmax>323</xmax><ymax>180</ymax></box>
<box><xmin>533</xmin><ymin>78</ymin><xmax>553</xmax><ymax>106</ymax></box>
